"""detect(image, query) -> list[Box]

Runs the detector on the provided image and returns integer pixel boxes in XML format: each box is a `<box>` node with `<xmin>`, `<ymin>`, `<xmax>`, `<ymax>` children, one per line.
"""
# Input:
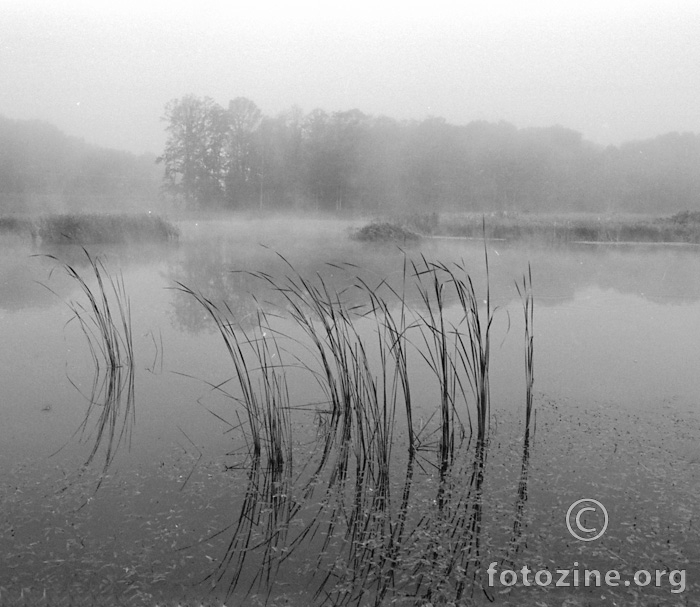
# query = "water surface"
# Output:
<box><xmin>1</xmin><ymin>219</ymin><xmax>698</xmax><ymax>605</ymax></box>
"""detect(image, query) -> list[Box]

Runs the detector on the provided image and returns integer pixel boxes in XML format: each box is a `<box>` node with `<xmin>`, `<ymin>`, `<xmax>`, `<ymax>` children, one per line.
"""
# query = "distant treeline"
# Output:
<box><xmin>2</xmin><ymin>105</ymin><xmax>699</xmax><ymax>217</ymax></box>
<box><xmin>160</xmin><ymin>95</ymin><xmax>700</xmax><ymax>214</ymax></box>
<box><xmin>0</xmin><ymin>115</ymin><xmax>162</xmax><ymax>214</ymax></box>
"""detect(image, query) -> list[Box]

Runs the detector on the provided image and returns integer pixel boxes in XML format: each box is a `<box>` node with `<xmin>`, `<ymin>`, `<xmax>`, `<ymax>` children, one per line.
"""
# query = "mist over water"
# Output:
<box><xmin>1</xmin><ymin>218</ymin><xmax>699</xmax><ymax>603</ymax></box>
<box><xmin>3</xmin><ymin>217</ymin><xmax>700</xmax><ymax>471</ymax></box>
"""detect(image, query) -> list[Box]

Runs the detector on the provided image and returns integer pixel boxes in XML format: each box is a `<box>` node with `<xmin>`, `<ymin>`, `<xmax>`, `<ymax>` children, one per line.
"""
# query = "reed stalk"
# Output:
<box><xmin>515</xmin><ymin>263</ymin><xmax>535</xmax><ymax>429</ymax></box>
<box><xmin>47</xmin><ymin>249</ymin><xmax>135</xmax><ymax>476</ymax></box>
<box><xmin>179</xmin><ymin>247</ymin><xmax>534</xmax><ymax>605</ymax></box>
<box><xmin>175</xmin><ymin>284</ymin><xmax>293</xmax><ymax>474</ymax></box>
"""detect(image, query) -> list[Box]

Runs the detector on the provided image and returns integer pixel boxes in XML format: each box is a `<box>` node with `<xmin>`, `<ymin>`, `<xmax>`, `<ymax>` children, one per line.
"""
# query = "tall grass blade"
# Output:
<box><xmin>175</xmin><ymin>248</ymin><xmax>535</xmax><ymax>605</ymax></box>
<box><xmin>515</xmin><ymin>263</ymin><xmax>535</xmax><ymax>429</ymax></box>
<box><xmin>52</xmin><ymin>249</ymin><xmax>136</xmax><ymax>479</ymax></box>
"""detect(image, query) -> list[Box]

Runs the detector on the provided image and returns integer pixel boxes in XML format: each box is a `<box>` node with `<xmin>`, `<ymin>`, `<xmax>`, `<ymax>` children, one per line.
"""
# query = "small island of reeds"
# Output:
<box><xmin>0</xmin><ymin>212</ymin><xmax>179</xmax><ymax>245</ymax></box>
<box><xmin>351</xmin><ymin>221</ymin><xmax>421</xmax><ymax>243</ymax></box>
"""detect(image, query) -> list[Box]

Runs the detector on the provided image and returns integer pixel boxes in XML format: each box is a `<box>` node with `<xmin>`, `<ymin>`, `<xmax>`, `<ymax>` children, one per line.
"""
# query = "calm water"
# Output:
<box><xmin>1</xmin><ymin>218</ymin><xmax>699</xmax><ymax>605</ymax></box>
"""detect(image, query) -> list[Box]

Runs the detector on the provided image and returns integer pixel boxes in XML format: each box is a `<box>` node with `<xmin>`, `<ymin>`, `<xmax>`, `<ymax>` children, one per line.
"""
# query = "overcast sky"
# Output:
<box><xmin>2</xmin><ymin>1</ymin><xmax>699</xmax><ymax>155</ymax></box>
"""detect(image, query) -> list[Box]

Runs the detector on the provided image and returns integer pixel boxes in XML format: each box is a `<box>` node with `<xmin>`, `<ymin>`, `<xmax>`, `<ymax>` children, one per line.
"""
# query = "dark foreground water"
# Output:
<box><xmin>1</xmin><ymin>219</ymin><xmax>699</xmax><ymax>606</ymax></box>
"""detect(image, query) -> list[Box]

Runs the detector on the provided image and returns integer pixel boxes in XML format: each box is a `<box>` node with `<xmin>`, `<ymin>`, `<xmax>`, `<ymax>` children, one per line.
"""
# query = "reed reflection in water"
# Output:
<box><xmin>178</xmin><ymin>254</ymin><xmax>535</xmax><ymax>605</ymax></box>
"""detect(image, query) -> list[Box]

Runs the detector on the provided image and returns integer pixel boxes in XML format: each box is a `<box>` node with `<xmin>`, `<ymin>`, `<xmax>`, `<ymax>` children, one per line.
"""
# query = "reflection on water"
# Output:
<box><xmin>168</xmin><ymin>253</ymin><xmax>507</xmax><ymax>602</ymax></box>
<box><xmin>57</xmin><ymin>251</ymin><xmax>136</xmax><ymax>481</ymax></box>
<box><xmin>1</xmin><ymin>220</ymin><xmax>699</xmax><ymax>604</ymax></box>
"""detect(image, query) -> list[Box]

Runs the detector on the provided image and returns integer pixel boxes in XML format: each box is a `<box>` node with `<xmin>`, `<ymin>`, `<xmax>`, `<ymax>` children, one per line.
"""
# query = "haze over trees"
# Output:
<box><xmin>158</xmin><ymin>95</ymin><xmax>700</xmax><ymax>216</ymax></box>
<box><xmin>2</xmin><ymin>100</ymin><xmax>699</xmax><ymax>217</ymax></box>
<box><xmin>0</xmin><ymin>115</ymin><xmax>161</xmax><ymax>214</ymax></box>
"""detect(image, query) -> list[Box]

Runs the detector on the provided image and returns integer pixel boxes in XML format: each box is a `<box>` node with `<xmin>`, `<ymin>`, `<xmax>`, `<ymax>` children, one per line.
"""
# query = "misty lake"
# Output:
<box><xmin>1</xmin><ymin>218</ymin><xmax>699</xmax><ymax>606</ymax></box>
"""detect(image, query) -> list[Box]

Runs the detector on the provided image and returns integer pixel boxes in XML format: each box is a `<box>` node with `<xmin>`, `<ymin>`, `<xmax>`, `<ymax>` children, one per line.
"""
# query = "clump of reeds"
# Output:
<box><xmin>409</xmin><ymin>235</ymin><xmax>494</xmax><ymax>483</ymax></box>
<box><xmin>180</xmin><ymin>249</ymin><xmax>534</xmax><ymax>605</ymax></box>
<box><xmin>47</xmin><ymin>249</ymin><xmax>135</xmax><ymax>475</ymax></box>
<box><xmin>351</xmin><ymin>221</ymin><xmax>421</xmax><ymax>243</ymax></box>
<box><xmin>0</xmin><ymin>215</ymin><xmax>33</xmax><ymax>234</ymax></box>
<box><xmin>174</xmin><ymin>285</ymin><xmax>292</xmax><ymax>474</ymax></box>
<box><xmin>403</xmin><ymin>243</ymin><xmax>495</xmax><ymax>603</ymax></box>
<box><xmin>438</xmin><ymin>212</ymin><xmax>700</xmax><ymax>244</ymax></box>
<box><xmin>174</xmin><ymin>284</ymin><xmax>297</xmax><ymax>598</ymax></box>
<box><xmin>36</xmin><ymin>212</ymin><xmax>179</xmax><ymax>245</ymax></box>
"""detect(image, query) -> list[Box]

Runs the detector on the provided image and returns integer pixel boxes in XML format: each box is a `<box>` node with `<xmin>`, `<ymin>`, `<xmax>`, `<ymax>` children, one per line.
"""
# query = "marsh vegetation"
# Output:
<box><xmin>364</xmin><ymin>210</ymin><xmax>700</xmax><ymax>245</ymax></box>
<box><xmin>0</xmin><ymin>213</ymin><xmax>179</xmax><ymax>245</ymax></box>
<box><xmin>161</xmin><ymin>244</ymin><xmax>536</xmax><ymax>605</ymax></box>
<box><xmin>45</xmin><ymin>250</ymin><xmax>136</xmax><ymax>480</ymax></box>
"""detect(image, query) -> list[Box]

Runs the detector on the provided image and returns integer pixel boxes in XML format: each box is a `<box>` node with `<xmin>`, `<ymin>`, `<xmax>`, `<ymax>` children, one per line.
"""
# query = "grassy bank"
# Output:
<box><xmin>0</xmin><ymin>212</ymin><xmax>179</xmax><ymax>244</ymax></box>
<box><xmin>374</xmin><ymin>210</ymin><xmax>700</xmax><ymax>244</ymax></box>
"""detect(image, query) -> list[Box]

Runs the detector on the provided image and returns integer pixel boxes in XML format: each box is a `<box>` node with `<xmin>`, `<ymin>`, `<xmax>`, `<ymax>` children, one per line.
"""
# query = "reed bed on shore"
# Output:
<box><xmin>383</xmin><ymin>210</ymin><xmax>700</xmax><ymax>244</ymax></box>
